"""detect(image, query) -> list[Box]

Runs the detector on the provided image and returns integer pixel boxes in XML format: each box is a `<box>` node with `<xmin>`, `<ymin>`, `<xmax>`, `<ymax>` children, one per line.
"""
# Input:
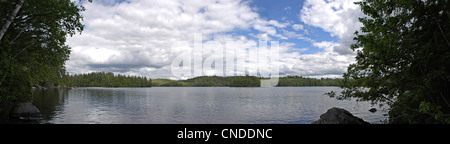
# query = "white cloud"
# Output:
<box><xmin>313</xmin><ymin>41</ymin><xmax>338</xmax><ymax>51</ymax></box>
<box><xmin>66</xmin><ymin>0</ymin><xmax>356</xmax><ymax>79</ymax></box>
<box><xmin>251</xmin><ymin>19</ymin><xmax>289</xmax><ymax>40</ymax></box>
<box><xmin>300</xmin><ymin>0</ymin><xmax>364</xmax><ymax>55</ymax></box>
<box><xmin>281</xmin><ymin>29</ymin><xmax>313</xmax><ymax>42</ymax></box>
<box><xmin>292</xmin><ymin>24</ymin><xmax>304</xmax><ymax>31</ymax></box>
<box><xmin>67</xmin><ymin>0</ymin><xmax>290</xmax><ymax>78</ymax></box>
<box><xmin>259</xmin><ymin>40</ymin><xmax>354</xmax><ymax>78</ymax></box>
<box><xmin>267</xmin><ymin>20</ymin><xmax>289</xmax><ymax>28</ymax></box>
<box><xmin>284</xmin><ymin>6</ymin><xmax>291</xmax><ymax>11</ymax></box>
<box><xmin>280</xmin><ymin>40</ymin><xmax>355</xmax><ymax>78</ymax></box>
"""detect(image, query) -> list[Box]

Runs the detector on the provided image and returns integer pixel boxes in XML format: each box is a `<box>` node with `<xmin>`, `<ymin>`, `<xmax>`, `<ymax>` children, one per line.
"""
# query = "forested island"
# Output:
<box><xmin>66</xmin><ymin>72</ymin><xmax>152</xmax><ymax>87</ymax></box>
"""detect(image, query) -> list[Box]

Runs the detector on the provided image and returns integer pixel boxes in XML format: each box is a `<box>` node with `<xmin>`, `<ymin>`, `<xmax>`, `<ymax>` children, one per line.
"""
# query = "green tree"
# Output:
<box><xmin>228</xmin><ymin>76</ymin><xmax>260</xmax><ymax>87</ymax></box>
<box><xmin>0</xmin><ymin>0</ymin><xmax>86</xmax><ymax>103</ymax></box>
<box><xmin>67</xmin><ymin>72</ymin><xmax>152</xmax><ymax>87</ymax></box>
<box><xmin>330</xmin><ymin>0</ymin><xmax>450</xmax><ymax>123</ymax></box>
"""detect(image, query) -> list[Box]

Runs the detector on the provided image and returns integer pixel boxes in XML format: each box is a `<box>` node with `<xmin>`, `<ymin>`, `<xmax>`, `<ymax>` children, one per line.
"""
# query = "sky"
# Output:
<box><xmin>66</xmin><ymin>0</ymin><xmax>365</xmax><ymax>80</ymax></box>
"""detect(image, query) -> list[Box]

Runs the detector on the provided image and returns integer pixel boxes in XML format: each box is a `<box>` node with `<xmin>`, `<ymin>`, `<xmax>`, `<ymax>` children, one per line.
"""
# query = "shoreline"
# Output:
<box><xmin>32</xmin><ymin>84</ymin><xmax>73</xmax><ymax>90</ymax></box>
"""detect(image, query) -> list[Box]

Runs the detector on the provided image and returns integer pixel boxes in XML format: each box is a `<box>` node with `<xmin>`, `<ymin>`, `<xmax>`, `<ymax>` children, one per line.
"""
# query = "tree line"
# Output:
<box><xmin>152</xmin><ymin>75</ymin><xmax>342</xmax><ymax>87</ymax></box>
<box><xmin>277</xmin><ymin>76</ymin><xmax>342</xmax><ymax>86</ymax></box>
<box><xmin>66</xmin><ymin>72</ymin><xmax>151</xmax><ymax>87</ymax></box>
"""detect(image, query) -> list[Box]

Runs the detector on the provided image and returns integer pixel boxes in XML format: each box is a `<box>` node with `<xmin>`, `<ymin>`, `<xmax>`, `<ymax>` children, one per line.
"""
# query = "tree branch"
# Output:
<box><xmin>9</xmin><ymin>26</ymin><xmax>25</xmax><ymax>44</ymax></box>
<box><xmin>10</xmin><ymin>40</ymin><xmax>35</xmax><ymax>60</ymax></box>
<box><xmin>434</xmin><ymin>17</ymin><xmax>450</xmax><ymax>48</ymax></box>
<box><xmin>0</xmin><ymin>0</ymin><xmax>25</xmax><ymax>41</ymax></box>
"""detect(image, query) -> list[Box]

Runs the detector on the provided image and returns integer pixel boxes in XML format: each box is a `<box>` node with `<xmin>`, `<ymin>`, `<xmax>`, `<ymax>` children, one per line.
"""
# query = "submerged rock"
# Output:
<box><xmin>312</xmin><ymin>107</ymin><xmax>370</xmax><ymax>124</ymax></box>
<box><xmin>9</xmin><ymin>102</ymin><xmax>42</xmax><ymax>121</ymax></box>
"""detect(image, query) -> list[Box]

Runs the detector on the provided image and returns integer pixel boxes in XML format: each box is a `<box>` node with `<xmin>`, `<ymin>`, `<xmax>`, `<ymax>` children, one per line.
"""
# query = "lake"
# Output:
<box><xmin>32</xmin><ymin>87</ymin><xmax>388</xmax><ymax>124</ymax></box>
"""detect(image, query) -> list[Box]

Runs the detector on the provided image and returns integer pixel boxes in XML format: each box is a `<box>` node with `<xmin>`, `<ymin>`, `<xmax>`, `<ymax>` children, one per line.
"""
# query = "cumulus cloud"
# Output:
<box><xmin>300</xmin><ymin>0</ymin><xmax>364</xmax><ymax>55</ymax></box>
<box><xmin>280</xmin><ymin>40</ymin><xmax>355</xmax><ymax>78</ymax></box>
<box><xmin>67</xmin><ymin>0</ymin><xmax>265</xmax><ymax>77</ymax></box>
<box><xmin>292</xmin><ymin>24</ymin><xmax>304</xmax><ymax>31</ymax></box>
<box><xmin>66</xmin><ymin>0</ymin><xmax>358</xmax><ymax>79</ymax></box>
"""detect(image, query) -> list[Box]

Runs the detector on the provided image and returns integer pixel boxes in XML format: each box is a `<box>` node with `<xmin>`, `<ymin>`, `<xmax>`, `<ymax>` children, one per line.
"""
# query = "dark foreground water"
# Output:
<box><xmin>31</xmin><ymin>87</ymin><xmax>388</xmax><ymax>124</ymax></box>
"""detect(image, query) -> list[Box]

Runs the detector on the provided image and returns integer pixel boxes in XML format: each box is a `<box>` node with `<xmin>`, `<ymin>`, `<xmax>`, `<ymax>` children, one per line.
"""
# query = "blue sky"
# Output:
<box><xmin>236</xmin><ymin>0</ymin><xmax>338</xmax><ymax>54</ymax></box>
<box><xmin>258</xmin><ymin>0</ymin><xmax>341</xmax><ymax>49</ymax></box>
<box><xmin>66</xmin><ymin>0</ymin><xmax>364</xmax><ymax>79</ymax></box>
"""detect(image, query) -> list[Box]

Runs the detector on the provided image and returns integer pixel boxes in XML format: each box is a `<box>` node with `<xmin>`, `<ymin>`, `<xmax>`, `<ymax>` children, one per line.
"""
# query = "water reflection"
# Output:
<box><xmin>33</xmin><ymin>88</ymin><xmax>69</xmax><ymax>123</ymax></box>
<box><xmin>31</xmin><ymin>87</ymin><xmax>388</xmax><ymax>124</ymax></box>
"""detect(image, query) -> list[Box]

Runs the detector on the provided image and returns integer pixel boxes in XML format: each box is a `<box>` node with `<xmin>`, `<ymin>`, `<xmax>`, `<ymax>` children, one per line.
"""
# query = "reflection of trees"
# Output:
<box><xmin>33</xmin><ymin>88</ymin><xmax>69</xmax><ymax>121</ymax></box>
<box><xmin>84</xmin><ymin>88</ymin><xmax>116</xmax><ymax>105</ymax></box>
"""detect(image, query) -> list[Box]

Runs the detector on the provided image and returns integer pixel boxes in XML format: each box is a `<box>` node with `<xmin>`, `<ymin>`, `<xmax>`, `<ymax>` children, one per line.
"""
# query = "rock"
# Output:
<box><xmin>312</xmin><ymin>107</ymin><xmax>370</xmax><ymax>124</ymax></box>
<box><xmin>9</xmin><ymin>102</ymin><xmax>42</xmax><ymax>121</ymax></box>
<box><xmin>369</xmin><ymin>108</ymin><xmax>377</xmax><ymax>113</ymax></box>
<box><xmin>55</xmin><ymin>85</ymin><xmax>72</xmax><ymax>89</ymax></box>
<box><xmin>32</xmin><ymin>84</ymin><xmax>47</xmax><ymax>90</ymax></box>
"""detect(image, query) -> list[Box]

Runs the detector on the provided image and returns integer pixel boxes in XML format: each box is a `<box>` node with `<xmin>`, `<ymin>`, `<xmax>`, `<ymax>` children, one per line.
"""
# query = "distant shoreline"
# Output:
<box><xmin>151</xmin><ymin>76</ymin><xmax>342</xmax><ymax>87</ymax></box>
<box><xmin>67</xmin><ymin>86</ymin><xmax>340</xmax><ymax>88</ymax></box>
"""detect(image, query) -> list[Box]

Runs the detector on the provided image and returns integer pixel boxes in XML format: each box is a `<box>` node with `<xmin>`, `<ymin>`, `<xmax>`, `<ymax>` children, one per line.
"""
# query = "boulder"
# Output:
<box><xmin>312</xmin><ymin>107</ymin><xmax>369</xmax><ymax>124</ymax></box>
<box><xmin>32</xmin><ymin>84</ymin><xmax>47</xmax><ymax>90</ymax></box>
<box><xmin>369</xmin><ymin>108</ymin><xmax>377</xmax><ymax>113</ymax></box>
<box><xmin>9</xmin><ymin>102</ymin><xmax>42</xmax><ymax>121</ymax></box>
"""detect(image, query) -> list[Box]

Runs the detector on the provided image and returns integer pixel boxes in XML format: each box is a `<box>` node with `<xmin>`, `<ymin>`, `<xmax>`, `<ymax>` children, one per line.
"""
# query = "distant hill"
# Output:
<box><xmin>277</xmin><ymin>76</ymin><xmax>342</xmax><ymax>86</ymax></box>
<box><xmin>151</xmin><ymin>79</ymin><xmax>188</xmax><ymax>87</ymax></box>
<box><xmin>67</xmin><ymin>72</ymin><xmax>342</xmax><ymax>87</ymax></box>
<box><xmin>152</xmin><ymin>76</ymin><xmax>341</xmax><ymax>87</ymax></box>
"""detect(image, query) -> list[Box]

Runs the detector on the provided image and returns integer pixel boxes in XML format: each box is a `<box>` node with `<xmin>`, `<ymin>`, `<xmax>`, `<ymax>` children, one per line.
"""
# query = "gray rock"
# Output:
<box><xmin>32</xmin><ymin>84</ymin><xmax>47</xmax><ymax>90</ymax></box>
<box><xmin>312</xmin><ymin>107</ymin><xmax>370</xmax><ymax>124</ymax></box>
<box><xmin>369</xmin><ymin>108</ymin><xmax>377</xmax><ymax>113</ymax></box>
<box><xmin>9</xmin><ymin>102</ymin><xmax>42</xmax><ymax>121</ymax></box>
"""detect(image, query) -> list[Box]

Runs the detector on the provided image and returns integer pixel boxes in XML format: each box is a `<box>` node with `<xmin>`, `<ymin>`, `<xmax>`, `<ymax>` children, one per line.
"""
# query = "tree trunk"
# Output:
<box><xmin>0</xmin><ymin>0</ymin><xmax>25</xmax><ymax>41</ymax></box>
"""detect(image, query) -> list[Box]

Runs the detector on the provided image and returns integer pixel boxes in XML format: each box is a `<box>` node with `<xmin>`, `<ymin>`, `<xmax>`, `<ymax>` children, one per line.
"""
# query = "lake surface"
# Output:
<box><xmin>32</xmin><ymin>87</ymin><xmax>388</xmax><ymax>124</ymax></box>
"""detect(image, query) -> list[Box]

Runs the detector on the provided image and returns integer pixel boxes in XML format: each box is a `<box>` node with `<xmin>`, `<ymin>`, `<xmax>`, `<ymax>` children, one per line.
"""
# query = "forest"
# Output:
<box><xmin>151</xmin><ymin>75</ymin><xmax>341</xmax><ymax>87</ymax></box>
<box><xmin>66</xmin><ymin>72</ymin><xmax>151</xmax><ymax>87</ymax></box>
<box><xmin>0</xmin><ymin>0</ymin><xmax>85</xmax><ymax>103</ymax></box>
<box><xmin>278</xmin><ymin>76</ymin><xmax>342</xmax><ymax>86</ymax></box>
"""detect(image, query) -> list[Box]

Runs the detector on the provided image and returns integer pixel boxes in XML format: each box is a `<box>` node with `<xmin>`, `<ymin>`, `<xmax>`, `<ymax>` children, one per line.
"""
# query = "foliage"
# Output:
<box><xmin>0</xmin><ymin>60</ymin><xmax>32</xmax><ymax>103</ymax></box>
<box><xmin>152</xmin><ymin>76</ymin><xmax>261</xmax><ymax>87</ymax></box>
<box><xmin>152</xmin><ymin>79</ymin><xmax>189</xmax><ymax>87</ymax></box>
<box><xmin>151</xmin><ymin>75</ymin><xmax>341</xmax><ymax>87</ymax></box>
<box><xmin>183</xmin><ymin>76</ymin><xmax>261</xmax><ymax>87</ymax></box>
<box><xmin>278</xmin><ymin>76</ymin><xmax>342</xmax><ymax>86</ymax></box>
<box><xmin>330</xmin><ymin>0</ymin><xmax>450</xmax><ymax>123</ymax></box>
<box><xmin>67</xmin><ymin>72</ymin><xmax>151</xmax><ymax>87</ymax></box>
<box><xmin>184</xmin><ymin>76</ymin><xmax>229</xmax><ymax>87</ymax></box>
<box><xmin>228</xmin><ymin>76</ymin><xmax>260</xmax><ymax>87</ymax></box>
<box><xmin>0</xmin><ymin>0</ymin><xmax>85</xmax><ymax>103</ymax></box>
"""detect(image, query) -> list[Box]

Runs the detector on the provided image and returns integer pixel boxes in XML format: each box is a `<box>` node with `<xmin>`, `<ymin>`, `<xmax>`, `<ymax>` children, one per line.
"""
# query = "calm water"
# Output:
<box><xmin>32</xmin><ymin>87</ymin><xmax>388</xmax><ymax>124</ymax></box>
